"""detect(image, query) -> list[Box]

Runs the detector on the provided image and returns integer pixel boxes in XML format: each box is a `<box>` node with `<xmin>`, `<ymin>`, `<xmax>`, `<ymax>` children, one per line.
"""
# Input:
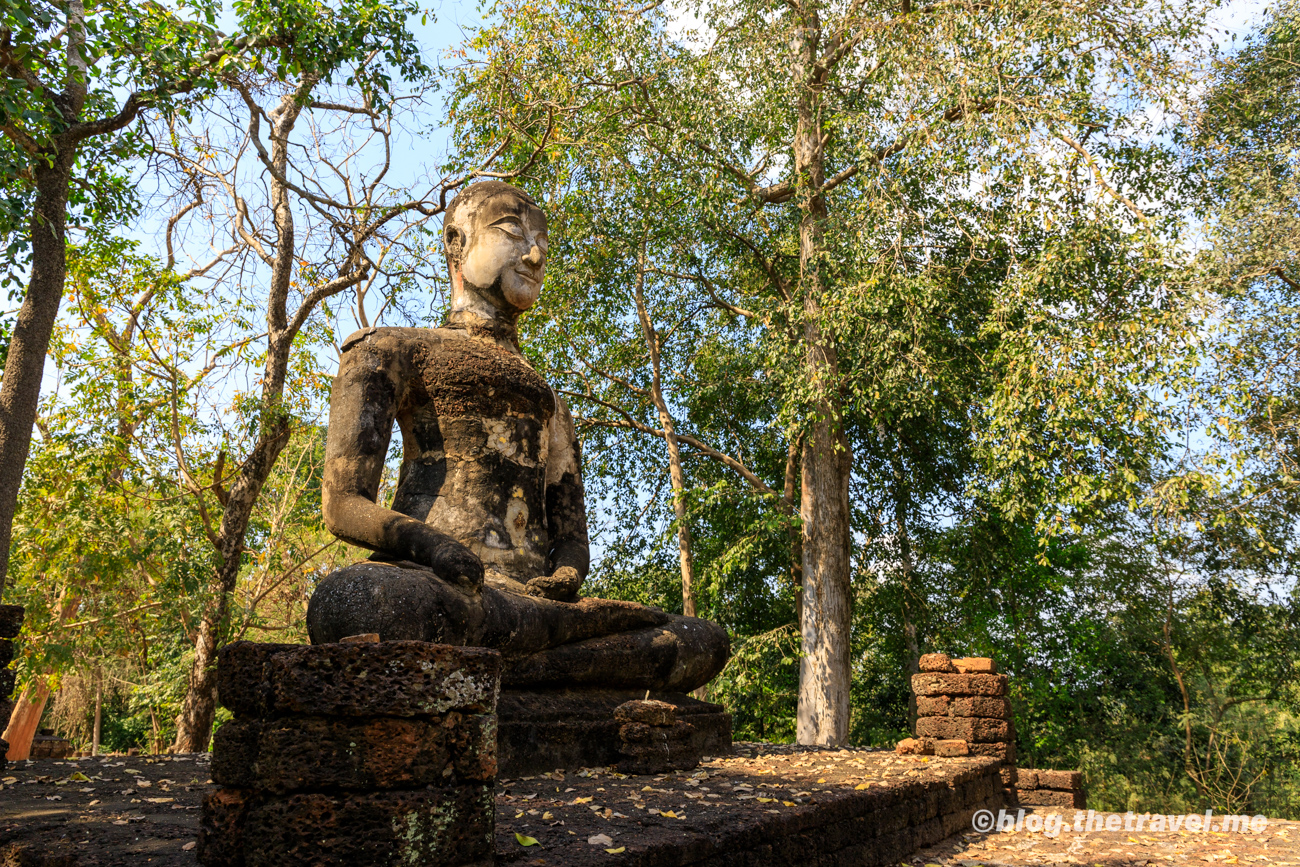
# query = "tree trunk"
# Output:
<box><xmin>1</xmin><ymin>593</ymin><xmax>80</xmax><ymax>757</ymax></box>
<box><xmin>92</xmin><ymin>685</ymin><xmax>102</xmax><ymax>755</ymax></box>
<box><xmin>886</xmin><ymin>436</ymin><xmax>923</xmax><ymax>729</ymax></box>
<box><xmin>792</xmin><ymin>4</ymin><xmax>854</xmax><ymax>746</ymax></box>
<box><xmin>172</xmin><ymin>82</ymin><xmax>312</xmax><ymax>753</ymax></box>
<box><xmin>1</xmin><ymin>682</ymin><xmax>52</xmax><ymax>761</ymax></box>
<box><xmin>0</xmin><ymin>145</ymin><xmax>76</xmax><ymax>598</ymax></box>
<box><xmin>782</xmin><ymin>437</ymin><xmax>803</xmax><ymax>625</ymax></box>
<box><xmin>171</xmin><ymin>417</ymin><xmax>290</xmax><ymax>753</ymax></box>
<box><xmin>632</xmin><ymin>260</ymin><xmax>697</xmax><ymax>618</ymax></box>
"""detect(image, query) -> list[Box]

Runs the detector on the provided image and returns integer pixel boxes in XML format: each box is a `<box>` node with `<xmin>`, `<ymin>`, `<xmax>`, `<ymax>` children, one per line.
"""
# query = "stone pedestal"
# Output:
<box><xmin>200</xmin><ymin>640</ymin><xmax>500</xmax><ymax>867</ymax></box>
<box><xmin>0</xmin><ymin>605</ymin><xmax>24</xmax><ymax>771</ymax></box>
<box><xmin>497</xmin><ymin>688</ymin><xmax>730</xmax><ymax>776</ymax></box>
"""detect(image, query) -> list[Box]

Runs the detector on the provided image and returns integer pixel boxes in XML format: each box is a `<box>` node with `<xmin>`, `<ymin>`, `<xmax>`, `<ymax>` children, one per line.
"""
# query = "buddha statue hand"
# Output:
<box><xmin>525</xmin><ymin>566</ymin><xmax>583</xmax><ymax>602</ymax></box>
<box><xmin>410</xmin><ymin>533</ymin><xmax>485</xmax><ymax>594</ymax></box>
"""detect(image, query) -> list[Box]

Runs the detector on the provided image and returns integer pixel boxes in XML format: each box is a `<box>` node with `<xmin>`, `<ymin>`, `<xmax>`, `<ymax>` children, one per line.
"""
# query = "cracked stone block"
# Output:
<box><xmin>212</xmin><ymin>712</ymin><xmax>497</xmax><ymax>792</ymax></box>
<box><xmin>915</xmin><ymin>716</ymin><xmax>1012</xmax><ymax>743</ymax></box>
<box><xmin>911</xmin><ymin>673</ymin><xmax>1009</xmax><ymax>697</ymax></box>
<box><xmin>218</xmin><ymin>640</ymin><xmax>499</xmax><ymax>718</ymax></box>
<box><xmin>915</xmin><ymin>695</ymin><xmax>1011</xmax><ymax>720</ymax></box>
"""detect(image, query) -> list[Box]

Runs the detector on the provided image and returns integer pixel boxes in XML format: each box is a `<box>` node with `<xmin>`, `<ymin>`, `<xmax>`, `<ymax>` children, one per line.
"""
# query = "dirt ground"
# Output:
<box><xmin>0</xmin><ymin>753</ymin><xmax>210</xmax><ymax>865</ymax></box>
<box><xmin>1</xmin><ymin>745</ymin><xmax>1298</xmax><ymax>865</ymax></box>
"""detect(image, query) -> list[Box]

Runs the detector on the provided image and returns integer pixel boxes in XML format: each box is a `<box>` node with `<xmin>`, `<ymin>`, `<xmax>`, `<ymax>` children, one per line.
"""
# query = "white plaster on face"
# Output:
<box><xmin>451</xmin><ymin>194</ymin><xmax>548</xmax><ymax>315</ymax></box>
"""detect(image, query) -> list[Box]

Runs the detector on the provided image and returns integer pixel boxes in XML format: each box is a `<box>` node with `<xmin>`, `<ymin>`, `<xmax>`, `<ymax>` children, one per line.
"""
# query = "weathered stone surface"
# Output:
<box><xmin>614</xmin><ymin>699</ymin><xmax>676</xmax><ymax>726</ymax></box>
<box><xmin>911</xmin><ymin>673</ymin><xmax>1008</xmax><ymax>697</ymax></box>
<box><xmin>211</xmin><ymin>712</ymin><xmax>496</xmax><ymax>792</ymax></box>
<box><xmin>999</xmin><ymin>766</ymin><xmax>1018</xmax><ymax>786</ymax></box>
<box><xmin>1014</xmin><ymin>768</ymin><xmax>1037</xmax><ymax>788</ymax></box>
<box><xmin>915</xmin><ymin>716</ymin><xmax>1011</xmax><ymax>743</ymax></box>
<box><xmin>933</xmin><ymin>739</ymin><xmax>969</xmax><ymax>757</ymax></box>
<box><xmin>1017</xmin><ymin>788</ymin><xmax>1081</xmax><ymax>808</ymax></box>
<box><xmin>198</xmin><ymin>788</ymin><xmax>250</xmax><ymax>867</ymax></box>
<box><xmin>218</xmin><ymin>640</ymin><xmax>499</xmax><ymax>718</ymax></box>
<box><xmin>201</xmin><ymin>785</ymin><xmax>493</xmax><ymax>867</ymax></box>
<box><xmin>952</xmin><ymin>657</ymin><xmax>997</xmax><ymax>674</ymax></box>
<box><xmin>0</xmin><ymin>606</ymin><xmax>23</xmax><ymax>639</ymax></box>
<box><xmin>618</xmin><ymin>737</ymin><xmax>702</xmax><ymax>775</ymax></box>
<box><xmin>968</xmin><ymin>741</ymin><xmax>1015</xmax><ymax>763</ymax></box>
<box><xmin>247</xmin><ymin>786</ymin><xmax>493</xmax><ymax>867</ymax></box>
<box><xmin>915</xmin><ymin>695</ymin><xmax>1011</xmax><ymax>719</ymax></box>
<box><xmin>618</xmin><ymin>720</ymin><xmax>695</xmax><ymax>745</ymax></box>
<box><xmin>918</xmin><ymin>653</ymin><xmax>955</xmax><ymax>673</ymax></box>
<box><xmin>497</xmin><ymin>688</ymin><xmax>731</xmax><ymax>776</ymax></box>
<box><xmin>895</xmin><ymin>738</ymin><xmax>934</xmax><ymax>756</ymax></box>
<box><xmin>1036</xmin><ymin>769</ymin><xmax>1083</xmax><ymax>791</ymax></box>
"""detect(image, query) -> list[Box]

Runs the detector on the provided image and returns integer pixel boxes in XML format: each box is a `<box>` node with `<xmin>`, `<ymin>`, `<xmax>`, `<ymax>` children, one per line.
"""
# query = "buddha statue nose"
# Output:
<box><xmin>523</xmin><ymin>245</ymin><xmax>544</xmax><ymax>267</ymax></box>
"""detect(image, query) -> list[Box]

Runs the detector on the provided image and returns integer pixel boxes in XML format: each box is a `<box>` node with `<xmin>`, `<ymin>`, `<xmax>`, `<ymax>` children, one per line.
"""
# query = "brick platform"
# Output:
<box><xmin>200</xmin><ymin>640</ymin><xmax>500</xmax><ymax>867</ymax></box>
<box><xmin>495</xmin><ymin>745</ymin><xmax>1004</xmax><ymax>866</ymax></box>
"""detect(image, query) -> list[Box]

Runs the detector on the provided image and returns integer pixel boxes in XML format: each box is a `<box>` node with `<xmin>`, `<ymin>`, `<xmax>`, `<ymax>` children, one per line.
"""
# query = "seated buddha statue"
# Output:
<box><xmin>306</xmin><ymin>180</ymin><xmax>729</xmax><ymax>693</ymax></box>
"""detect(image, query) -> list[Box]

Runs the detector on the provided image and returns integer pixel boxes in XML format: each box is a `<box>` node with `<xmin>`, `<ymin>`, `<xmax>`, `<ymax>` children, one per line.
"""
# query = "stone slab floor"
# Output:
<box><xmin>0</xmin><ymin>746</ymin><xmax>1296</xmax><ymax>866</ymax></box>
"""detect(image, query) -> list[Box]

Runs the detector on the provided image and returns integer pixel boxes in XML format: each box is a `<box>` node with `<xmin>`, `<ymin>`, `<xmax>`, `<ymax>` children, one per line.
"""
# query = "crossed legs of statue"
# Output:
<box><xmin>306</xmin><ymin>562</ymin><xmax>729</xmax><ymax>693</ymax></box>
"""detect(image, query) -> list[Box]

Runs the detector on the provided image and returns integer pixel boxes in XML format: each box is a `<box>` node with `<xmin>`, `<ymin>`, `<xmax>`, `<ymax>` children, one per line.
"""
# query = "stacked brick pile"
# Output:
<box><xmin>615</xmin><ymin>699</ymin><xmax>701</xmax><ymax>774</ymax></box>
<box><xmin>906</xmin><ymin>653</ymin><xmax>1086</xmax><ymax>809</ymax></box>
<box><xmin>911</xmin><ymin>654</ymin><xmax>1015</xmax><ymax>801</ymax></box>
<box><xmin>1014</xmin><ymin>768</ymin><xmax>1085</xmax><ymax>808</ymax></box>
<box><xmin>0</xmin><ymin>605</ymin><xmax>23</xmax><ymax>770</ymax></box>
<box><xmin>200</xmin><ymin>640</ymin><xmax>501</xmax><ymax>867</ymax></box>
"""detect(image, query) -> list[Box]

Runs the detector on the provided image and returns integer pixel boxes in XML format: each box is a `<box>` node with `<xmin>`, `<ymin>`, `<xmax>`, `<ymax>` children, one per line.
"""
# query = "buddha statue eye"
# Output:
<box><xmin>491</xmin><ymin>218</ymin><xmax>525</xmax><ymax>239</ymax></box>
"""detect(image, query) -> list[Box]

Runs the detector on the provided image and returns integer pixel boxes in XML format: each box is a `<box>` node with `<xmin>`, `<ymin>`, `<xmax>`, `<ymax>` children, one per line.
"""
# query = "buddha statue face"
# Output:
<box><xmin>445</xmin><ymin>183</ymin><xmax>549</xmax><ymax>315</ymax></box>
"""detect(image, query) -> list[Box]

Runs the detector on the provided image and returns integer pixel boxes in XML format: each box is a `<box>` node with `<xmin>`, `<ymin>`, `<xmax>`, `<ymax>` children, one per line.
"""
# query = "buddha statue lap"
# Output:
<box><xmin>306</xmin><ymin>181</ymin><xmax>730</xmax><ymax>696</ymax></box>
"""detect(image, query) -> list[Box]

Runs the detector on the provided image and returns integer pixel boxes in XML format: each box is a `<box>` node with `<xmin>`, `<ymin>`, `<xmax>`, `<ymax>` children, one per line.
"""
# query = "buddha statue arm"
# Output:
<box><xmin>545</xmin><ymin>397</ymin><xmax>590</xmax><ymax>575</ymax></box>
<box><xmin>321</xmin><ymin>330</ymin><xmax>484</xmax><ymax>591</ymax></box>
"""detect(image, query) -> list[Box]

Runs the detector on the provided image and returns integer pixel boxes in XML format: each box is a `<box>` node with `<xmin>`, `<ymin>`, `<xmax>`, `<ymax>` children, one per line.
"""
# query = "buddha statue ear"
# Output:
<box><xmin>444</xmin><ymin>224</ymin><xmax>466</xmax><ymax>263</ymax></box>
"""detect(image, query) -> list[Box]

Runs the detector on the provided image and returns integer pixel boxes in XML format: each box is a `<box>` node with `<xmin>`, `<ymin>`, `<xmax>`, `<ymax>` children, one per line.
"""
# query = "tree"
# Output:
<box><xmin>149</xmin><ymin>0</ymin><xmax>560</xmax><ymax>750</ymax></box>
<box><xmin>454</xmin><ymin>0</ymin><xmax>1213</xmax><ymax>743</ymax></box>
<box><xmin>0</xmin><ymin>0</ymin><xmax>283</xmax><ymax>597</ymax></box>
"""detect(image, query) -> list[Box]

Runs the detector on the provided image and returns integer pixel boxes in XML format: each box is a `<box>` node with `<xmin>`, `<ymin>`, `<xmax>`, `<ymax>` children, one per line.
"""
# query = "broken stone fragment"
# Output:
<box><xmin>1016</xmin><ymin>788</ymin><xmax>1083</xmax><ymax>808</ymax></box>
<box><xmin>967</xmin><ymin>741</ymin><xmax>1015</xmax><ymax>763</ymax></box>
<box><xmin>933</xmin><ymin>739</ymin><xmax>969</xmax><ymax>757</ymax></box>
<box><xmin>613</xmin><ymin>699</ymin><xmax>677</xmax><ymax>726</ymax></box>
<box><xmin>894</xmin><ymin>737</ymin><xmax>934</xmax><ymax>756</ymax></box>
<box><xmin>339</xmin><ymin>633</ymin><xmax>380</xmax><ymax>643</ymax></box>
<box><xmin>1035</xmin><ymin>769</ymin><xmax>1083</xmax><ymax>790</ymax></box>
<box><xmin>918</xmin><ymin>652</ymin><xmax>956</xmax><ymax>673</ymax></box>
<box><xmin>952</xmin><ymin>657</ymin><xmax>998</xmax><ymax>674</ymax></box>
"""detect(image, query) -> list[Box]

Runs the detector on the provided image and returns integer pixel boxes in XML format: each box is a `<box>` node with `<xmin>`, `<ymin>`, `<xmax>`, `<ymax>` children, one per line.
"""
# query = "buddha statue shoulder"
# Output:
<box><xmin>306</xmin><ymin>181</ymin><xmax>729</xmax><ymax>693</ymax></box>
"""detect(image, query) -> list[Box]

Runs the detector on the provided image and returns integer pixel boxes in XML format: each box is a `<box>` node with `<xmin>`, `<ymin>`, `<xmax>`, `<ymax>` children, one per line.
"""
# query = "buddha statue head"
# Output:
<box><xmin>443</xmin><ymin>181</ymin><xmax>549</xmax><ymax>322</ymax></box>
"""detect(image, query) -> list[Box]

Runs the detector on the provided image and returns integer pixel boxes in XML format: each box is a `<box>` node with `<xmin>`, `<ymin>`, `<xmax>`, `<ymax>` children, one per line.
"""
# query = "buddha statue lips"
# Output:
<box><xmin>306</xmin><ymin>180</ymin><xmax>730</xmax><ymax>693</ymax></box>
